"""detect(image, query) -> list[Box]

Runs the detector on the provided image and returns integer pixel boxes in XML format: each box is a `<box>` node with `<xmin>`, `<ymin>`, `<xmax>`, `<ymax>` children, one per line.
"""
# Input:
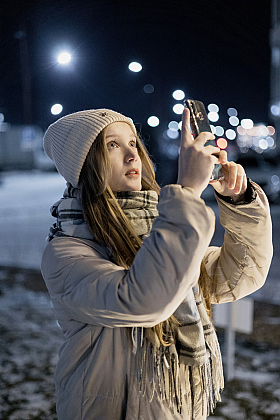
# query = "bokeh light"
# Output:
<box><xmin>229</xmin><ymin>116</ymin><xmax>239</xmax><ymax>126</ymax></box>
<box><xmin>166</xmin><ymin>129</ymin><xmax>179</xmax><ymax>139</ymax></box>
<box><xmin>214</xmin><ymin>126</ymin><xmax>224</xmax><ymax>136</ymax></box>
<box><xmin>143</xmin><ymin>84</ymin><xmax>154</xmax><ymax>93</ymax></box>
<box><xmin>173</xmin><ymin>104</ymin><xmax>184</xmax><ymax>114</ymax></box>
<box><xmin>237</xmin><ymin>126</ymin><xmax>247</xmax><ymax>135</ymax></box>
<box><xmin>267</xmin><ymin>126</ymin><xmax>275</xmax><ymax>135</ymax></box>
<box><xmin>259</xmin><ymin>139</ymin><xmax>268</xmax><ymax>150</ymax></box>
<box><xmin>57</xmin><ymin>52</ymin><xmax>71</xmax><ymax>64</ymax></box>
<box><xmin>172</xmin><ymin>90</ymin><xmax>185</xmax><ymax>100</ymax></box>
<box><xmin>128</xmin><ymin>62</ymin><xmax>142</xmax><ymax>72</ymax></box>
<box><xmin>208</xmin><ymin>111</ymin><xmax>219</xmax><ymax>122</ymax></box>
<box><xmin>241</xmin><ymin>119</ymin><xmax>254</xmax><ymax>129</ymax></box>
<box><xmin>227</xmin><ymin>107</ymin><xmax>238</xmax><ymax>117</ymax></box>
<box><xmin>225</xmin><ymin>129</ymin><xmax>236</xmax><ymax>140</ymax></box>
<box><xmin>168</xmin><ymin>121</ymin><xmax>180</xmax><ymax>131</ymax></box>
<box><xmin>208</xmin><ymin>103</ymin><xmax>219</xmax><ymax>113</ymax></box>
<box><xmin>271</xmin><ymin>104</ymin><xmax>280</xmax><ymax>116</ymax></box>
<box><xmin>51</xmin><ymin>104</ymin><xmax>63</xmax><ymax>115</ymax></box>
<box><xmin>216</xmin><ymin>138</ymin><xmax>228</xmax><ymax>149</ymax></box>
<box><xmin>147</xmin><ymin>116</ymin><xmax>159</xmax><ymax>127</ymax></box>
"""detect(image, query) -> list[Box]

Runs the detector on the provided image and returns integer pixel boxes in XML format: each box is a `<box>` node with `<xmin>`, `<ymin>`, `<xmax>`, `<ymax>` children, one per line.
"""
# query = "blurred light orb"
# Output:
<box><xmin>259</xmin><ymin>139</ymin><xmax>268</xmax><ymax>150</ymax></box>
<box><xmin>172</xmin><ymin>90</ymin><xmax>185</xmax><ymax>100</ymax></box>
<box><xmin>257</xmin><ymin>125</ymin><xmax>269</xmax><ymax>137</ymax></box>
<box><xmin>147</xmin><ymin>116</ymin><xmax>159</xmax><ymax>127</ymax></box>
<box><xmin>57</xmin><ymin>52</ymin><xmax>71</xmax><ymax>64</ymax></box>
<box><xmin>226</xmin><ymin>129</ymin><xmax>236</xmax><ymax>140</ymax></box>
<box><xmin>217</xmin><ymin>138</ymin><xmax>228</xmax><ymax>149</ymax></box>
<box><xmin>168</xmin><ymin>121</ymin><xmax>179</xmax><ymax>131</ymax></box>
<box><xmin>51</xmin><ymin>104</ymin><xmax>63</xmax><ymax>115</ymax></box>
<box><xmin>271</xmin><ymin>104</ymin><xmax>280</xmax><ymax>116</ymax></box>
<box><xmin>173</xmin><ymin>104</ymin><xmax>184</xmax><ymax>114</ymax></box>
<box><xmin>167</xmin><ymin>144</ymin><xmax>179</xmax><ymax>158</ymax></box>
<box><xmin>271</xmin><ymin>175</ymin><xmax>280</xmax><ymax>186</ymax></box>
<box><xmin>0</xmin><ymin>113</ymin><xmax>4</xmax><ymax>123</ymax></box>
<box><xmin>267</xmin><ymin>126</ymin><xmax>276</xmax><ymax>136</ymax></box>
<box><xmin>167</xmin><ymin>129</ymin><xmax>179</xmax><ymax>139</ymax></box>
<box><xmin>143</xmin><ymin>84</ymin><xmax>154</xmax><ymax>93</ymax></box>
<box><xmin>241</xmin><ymin>119</ymin><xmax>253</xmax><ymax>129</ymax></box>
<box><xmin>229</xmin><ymin>116</ymin><xmax>239</xmax><ymax>126</ymax></box>
<box><xmin>237</xmin><ymin>126</ymin><xmax>246</xmax><ymax>135</ymax></box>
<box><xmin>208</xmin><ymin>103</ymin><xmax>219</xmax><ymax>113</ymax></box>
<box><xmin>178</xmin><ymin>121</ymin><xmax>182</xmax><ymax>130</ymax></box>
<box><xmin>128</xmin><ymin>62</ymin><xmax>142</xmax><ymax>72</ymax></box>
<box><xmin>253</xmin><ymin>137</ymin><xmax>260</xmax><ymax>147</ymax></box>
<box><xmin>208</xmin><ymin>111</ymin><xmax>219</xmax><ymax>122</ymax></box>
<box><xmin>215</xmin><ymin>126</ymin><xmax>224</xmax><ymax>136</ymax></box>
<box><xmin>227</xmin><ymin>107</ymin><xmax>238</xmax><ymax>117</ymax></box>
<box><xmin>266</xmin><ymin>136</ymin><xmax>275</xmax><ymax>147</ymax></box>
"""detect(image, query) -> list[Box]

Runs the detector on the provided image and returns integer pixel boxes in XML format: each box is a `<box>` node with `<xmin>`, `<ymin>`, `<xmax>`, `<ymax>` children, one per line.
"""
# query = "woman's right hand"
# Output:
<box><xmin>177</xmin><ymin>107</ymin><xmax>220</xmax><ymax>197</ymax></box>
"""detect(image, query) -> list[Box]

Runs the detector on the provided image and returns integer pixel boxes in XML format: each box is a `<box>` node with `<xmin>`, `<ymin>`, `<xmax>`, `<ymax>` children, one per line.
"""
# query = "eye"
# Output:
<box><xmin>129</xmin><ymin>140</ymin><xmax>137</xmax><ymax>148</ymax></box>
<box><xmin>107</xmin><ymin>141</ymin><xmax>118</xmax><ymax>149</ymax></box>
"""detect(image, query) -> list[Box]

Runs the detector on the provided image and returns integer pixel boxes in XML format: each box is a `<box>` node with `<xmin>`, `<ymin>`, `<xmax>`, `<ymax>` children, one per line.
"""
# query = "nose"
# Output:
<box><xmin>124</xmin><ymin>149</ymin><xmax>138</xmax><ymax>163</ymax></box>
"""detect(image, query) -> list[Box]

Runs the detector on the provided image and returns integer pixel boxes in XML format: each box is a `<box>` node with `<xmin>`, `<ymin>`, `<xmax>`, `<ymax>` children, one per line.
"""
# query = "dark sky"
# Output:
<box><xmin>0</xmin><ymin>0</ymin><xmax>272</xmax><ymax>132</ymax></box>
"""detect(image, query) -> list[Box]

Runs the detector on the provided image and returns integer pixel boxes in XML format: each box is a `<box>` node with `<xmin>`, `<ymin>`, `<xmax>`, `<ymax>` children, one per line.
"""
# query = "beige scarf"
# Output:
<box><xmin>49</xmin><ymin>185</ymin><xmax>224</xmax><ymax>417</ymax></box>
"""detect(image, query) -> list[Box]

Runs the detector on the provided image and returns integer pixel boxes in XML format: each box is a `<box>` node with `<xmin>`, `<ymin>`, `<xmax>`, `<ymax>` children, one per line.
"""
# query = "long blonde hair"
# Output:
<box><xmin>78</xmin><ymin>127</ymin><xmax>211</xmax><ymax>345</ymax></box>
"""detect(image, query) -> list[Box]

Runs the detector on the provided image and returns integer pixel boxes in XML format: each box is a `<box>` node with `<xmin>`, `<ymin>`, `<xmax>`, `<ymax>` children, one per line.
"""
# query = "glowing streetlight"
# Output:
<box><xmin>128</xmin><ymin>62</ymin><xmax>142</xmax><ymax>72</ymax></box>
<box><xmin>51</xmin><ymin>104</ymin><xmax>63</xmax><ymax>115</ymax></box>
<box><xmin>57</xmin><ymin>52</ymin><xmax>72</xmax><ymax>65</ymax></box>
<box><xmin>173</xmin><ymin>104</ymin><xmax>184</xmax><ymax>115</ymax></box>
<box><xmin>172</xmin><ymin>90</ymin><xmax>185</xmax><ymax>100</ymax></box>
<box><xmin>147</xmin><ymin>116</ymin><xmax>159</xmax><ymax>127</ymax></box>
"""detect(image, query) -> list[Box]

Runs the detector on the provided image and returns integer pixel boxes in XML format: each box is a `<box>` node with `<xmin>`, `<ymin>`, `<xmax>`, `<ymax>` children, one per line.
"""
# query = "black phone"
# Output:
<box><xmin>184</xmin><ymin>99</ymin><xmax>223</xmax><ymax>181</ymax></box>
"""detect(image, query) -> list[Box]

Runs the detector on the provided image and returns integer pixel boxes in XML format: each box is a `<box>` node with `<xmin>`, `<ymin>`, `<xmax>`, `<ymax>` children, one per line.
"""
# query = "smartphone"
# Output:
<box><xmin>184</xmin><ymin>99</ymin><xmax>223</xmax><ymax>181</ymax></box>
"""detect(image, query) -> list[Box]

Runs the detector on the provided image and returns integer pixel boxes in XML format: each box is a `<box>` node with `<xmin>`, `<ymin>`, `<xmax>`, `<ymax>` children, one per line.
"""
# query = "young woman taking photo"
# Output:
<box><xmin>41</xmin><ymin>107</ymin><xmax>273</xmax><ymax>420</ymax></box>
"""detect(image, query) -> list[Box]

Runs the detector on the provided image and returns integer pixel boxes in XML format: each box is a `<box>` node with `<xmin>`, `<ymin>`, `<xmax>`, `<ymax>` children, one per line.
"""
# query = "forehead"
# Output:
<box><xmin>104</xmin><ymin>122</ymin><xmax>135</xmax><ymax>138</ymax></box>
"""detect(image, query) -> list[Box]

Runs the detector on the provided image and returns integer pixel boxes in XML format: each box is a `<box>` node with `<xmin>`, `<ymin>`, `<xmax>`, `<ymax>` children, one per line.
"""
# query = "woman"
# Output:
<box><xmin>41</xmin><ymin>107</ymin><xmax>273</xmax><ymax>419</ymax></box>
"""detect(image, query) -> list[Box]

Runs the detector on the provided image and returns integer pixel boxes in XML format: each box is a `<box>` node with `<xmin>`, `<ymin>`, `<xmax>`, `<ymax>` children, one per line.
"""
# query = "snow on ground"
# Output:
<box><xmin>1</xmin><ymin>171</ymin><xmax>280</xmax><ymax>419</ymax></box>
<box><xmin>0</xmin><ymin>267</ymin><xmax>280</xmax><ymax>420</ymax></box>
<box><xmin>0</xmin><ymin>171</ymin><xmax>66</xmax><ymax>269</ymax></box>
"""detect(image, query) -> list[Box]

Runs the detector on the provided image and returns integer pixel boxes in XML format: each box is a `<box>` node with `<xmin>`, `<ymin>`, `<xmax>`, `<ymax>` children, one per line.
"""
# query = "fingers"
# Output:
<box><xmin>225</xmin><ymin>162</ymin><xmax>247</xmax><ymax>194</ymax></box>
<box><xmin>180</xmin><ymin>108</ymin><xmax>192</xmax><ymax>147</ymax></box>
<box><xmin>218</xmin><ymin>150</ymin><xmax>227</xmax><ymax>164</ymax></box>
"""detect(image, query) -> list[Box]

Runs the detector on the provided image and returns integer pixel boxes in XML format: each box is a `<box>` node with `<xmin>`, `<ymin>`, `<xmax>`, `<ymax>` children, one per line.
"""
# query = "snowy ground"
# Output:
<box><xmin>0</xmin><ymin>266</ymin><xmax>280</xmax><ymax>420</ymax></box>
<box><xmin>1</xmin><ymin>171</ymin><xmax>280</xmax><ymax>419</ymax></box>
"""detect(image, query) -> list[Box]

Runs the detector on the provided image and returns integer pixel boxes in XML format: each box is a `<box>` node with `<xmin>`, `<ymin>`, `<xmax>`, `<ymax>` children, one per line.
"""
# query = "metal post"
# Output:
<box><xmin>225</xmin><ymin>303</ymin><xmax>235</xmax><ymax>381</ymax></box>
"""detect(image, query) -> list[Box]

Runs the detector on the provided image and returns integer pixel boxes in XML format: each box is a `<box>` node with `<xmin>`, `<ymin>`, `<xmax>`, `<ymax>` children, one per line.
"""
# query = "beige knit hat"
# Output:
<box><xmin>43</xmin><ymin>108</ymin><xmax>137</xmax><ymax>187</ymax></box>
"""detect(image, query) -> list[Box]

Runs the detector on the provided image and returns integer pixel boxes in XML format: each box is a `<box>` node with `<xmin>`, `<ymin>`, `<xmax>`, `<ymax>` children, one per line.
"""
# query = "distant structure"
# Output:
<box><xmin>270</xmin><ymin>0</ymin><xmax>280</xmax><ymax>138</ymax></box>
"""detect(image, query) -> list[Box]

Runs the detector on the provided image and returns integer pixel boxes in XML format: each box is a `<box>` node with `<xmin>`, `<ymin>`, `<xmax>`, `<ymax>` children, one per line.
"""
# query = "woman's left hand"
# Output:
<box><xmin>210</xmin><ymin>150</ymin><xmax>247</xmax><ymax>202</ymax></box>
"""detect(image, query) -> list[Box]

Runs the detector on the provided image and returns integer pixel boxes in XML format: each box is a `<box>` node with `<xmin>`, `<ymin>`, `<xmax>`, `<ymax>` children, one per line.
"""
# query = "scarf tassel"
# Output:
<box><xmin>134</xmin><ymin>335</ymin><xmax>224</xmax><ymax>418</ymax></box>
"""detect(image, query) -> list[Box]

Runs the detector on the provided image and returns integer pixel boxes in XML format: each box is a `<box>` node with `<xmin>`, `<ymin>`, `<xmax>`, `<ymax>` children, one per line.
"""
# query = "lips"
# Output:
<box><xmin>125</xmin><ymin>168</ymin><xmax>139</xmax><ymax>176</ymax></box>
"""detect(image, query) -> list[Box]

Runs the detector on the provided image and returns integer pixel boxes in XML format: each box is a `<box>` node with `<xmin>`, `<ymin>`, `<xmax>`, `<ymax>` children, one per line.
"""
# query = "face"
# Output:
<box><xmin>104</xmin><ymin>122</ymin><xmax>142</xmax><ymax>192</ymax></box>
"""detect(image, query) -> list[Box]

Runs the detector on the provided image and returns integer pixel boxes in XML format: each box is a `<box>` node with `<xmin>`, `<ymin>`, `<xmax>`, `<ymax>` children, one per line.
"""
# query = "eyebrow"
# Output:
<box><xmin>105</xmin><ymin>134</ymin><xmax>136</xmax><ymax>140</ymax></box>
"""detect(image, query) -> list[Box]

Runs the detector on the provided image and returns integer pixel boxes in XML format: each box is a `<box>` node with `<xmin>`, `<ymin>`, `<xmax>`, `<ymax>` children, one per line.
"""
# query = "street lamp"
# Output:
<box><xmin>128</xmin><ymin>62</ymin><xmax>142</xmax><ymax>72</ymax></box>
<box><xmin>57</xmin><ymin>52</ymin><xmax>72</xmax><ymax>65</ymax></box>
<box><xmin>51</xmin><ymin>104</ymin><xmax>63</xmax><ymax>115</ymax></box>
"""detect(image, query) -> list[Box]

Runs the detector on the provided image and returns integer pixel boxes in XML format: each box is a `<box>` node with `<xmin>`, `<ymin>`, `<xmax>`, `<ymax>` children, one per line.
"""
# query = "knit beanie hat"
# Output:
<box><xmin>43</xmin><ymin>108</ymin><xmax>137</xmax><ymax>187</ymax></box>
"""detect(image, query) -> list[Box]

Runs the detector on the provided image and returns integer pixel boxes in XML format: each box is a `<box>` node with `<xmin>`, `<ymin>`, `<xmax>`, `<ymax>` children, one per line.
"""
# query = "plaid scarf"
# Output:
<box><xmin>48</xmin><ymin>184</ymin><xmax>224</xmax><ymax>418</ymax></box>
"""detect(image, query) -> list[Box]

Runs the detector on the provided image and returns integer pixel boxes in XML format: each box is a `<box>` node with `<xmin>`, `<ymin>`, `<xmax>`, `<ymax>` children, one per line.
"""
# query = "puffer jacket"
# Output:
<box><xmin>41</xmin><ymin>183</ymin><xmax>273</xmax><ymax>420</ymax></box>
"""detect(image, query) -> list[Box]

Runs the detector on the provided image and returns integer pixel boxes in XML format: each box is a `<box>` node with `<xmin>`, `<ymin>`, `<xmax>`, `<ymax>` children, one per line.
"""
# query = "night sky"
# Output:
<box><xmin>0</xmin><ymin>1</ymin><xmax>272</xmax><ymax>127</ymax></box>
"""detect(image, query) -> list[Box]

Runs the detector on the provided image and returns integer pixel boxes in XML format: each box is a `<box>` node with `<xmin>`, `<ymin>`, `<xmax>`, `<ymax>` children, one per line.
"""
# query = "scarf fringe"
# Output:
<box><xmin>133</xmin><ymin>332</ymin><xmax>224</xmax><ymax>418</ymax></box>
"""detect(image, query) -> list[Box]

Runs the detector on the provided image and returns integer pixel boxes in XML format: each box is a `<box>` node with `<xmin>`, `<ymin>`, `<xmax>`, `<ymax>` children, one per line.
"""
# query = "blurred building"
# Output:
<box><xmin>270</xmin><ymin>0</ymin><xmax>280</xmax><ymax>138</ymax></box>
